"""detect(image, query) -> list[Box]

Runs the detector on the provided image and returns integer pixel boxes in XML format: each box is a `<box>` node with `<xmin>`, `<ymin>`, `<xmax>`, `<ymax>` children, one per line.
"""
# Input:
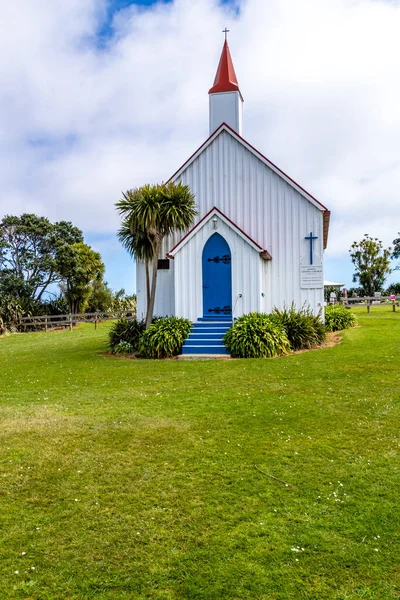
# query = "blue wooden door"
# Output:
<box><xmin>202</xmin><ymin>233</ymin><xmax>232</xmax><ymax>316</ymax></box>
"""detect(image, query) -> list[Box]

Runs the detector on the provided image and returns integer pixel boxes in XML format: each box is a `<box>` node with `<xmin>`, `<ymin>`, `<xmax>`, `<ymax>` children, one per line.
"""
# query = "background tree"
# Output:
<box><xmin>392</xmin><ymin>232</ymin><xmax>400</xmax><ymax>270</ymax></box>
<box><xmin>0</xmin><ymin>214</ymin><xmax>83</xmax><ymax>301</ymax></box>
<box><xmin>116</xmin><ymin>182</ymin><xmax>196</xmax><ymax>328</ymax></box>
<box><xmin>86</xmin><ymin>280</ymin><xmax>136</xmax><ymax>314</ymax></box>
<box><xmin>349</xmin><ymin>234</ymin><xmax>391</xmax><ymax>296</ymax></box>
<box><xmin>61</xmin><ymin>243</ymin><xmax>105</xmax><ymax>314</ymax></box>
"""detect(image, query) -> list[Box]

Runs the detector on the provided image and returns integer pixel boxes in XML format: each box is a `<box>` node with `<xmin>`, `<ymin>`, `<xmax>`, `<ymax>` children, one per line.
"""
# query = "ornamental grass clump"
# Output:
<box><xmin>109</xmin><ymin>319</ymin><xmax>145</xmax><ymax>354</ymax></box>
<box><xmin>139</xmin><ymin>317</ymin><xmax>192</xmax><ymax>359</ymax></box>
<box><xmin>113</xmin><ymin>340</ymin><xmax>134</xmax><ymax>355</ymax></box>
<box><xmin>272</xmin><ymin>303</ymin><xmax>326</xmax><ymax>350</ymax></box>
<box><xmin>223</xmin><ymin>313</ymin><xmax>291</xmax><ymax>358</ymax></box>
<box><xmin>325</xmin><ymin>305</ymin><xmax>357</xmax><ymax>332</ymax></box>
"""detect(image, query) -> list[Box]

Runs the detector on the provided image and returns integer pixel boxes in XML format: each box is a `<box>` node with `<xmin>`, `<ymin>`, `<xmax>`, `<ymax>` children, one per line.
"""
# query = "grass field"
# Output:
<box><xmin>1</xmin><ymin>306</ymin><xmax>399</xmax><ymax>599</ymax></box>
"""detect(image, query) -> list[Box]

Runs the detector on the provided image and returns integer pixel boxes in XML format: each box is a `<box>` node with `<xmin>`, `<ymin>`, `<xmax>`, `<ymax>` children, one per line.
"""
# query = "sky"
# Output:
<box><xmin>1</xmin><ymin>0</ymin><xmax>399</xmax><ymax>294</ymax></box>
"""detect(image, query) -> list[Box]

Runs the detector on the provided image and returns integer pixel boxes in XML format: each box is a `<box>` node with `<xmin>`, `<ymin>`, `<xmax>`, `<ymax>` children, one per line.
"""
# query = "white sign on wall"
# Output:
<box><xmin>300</xmin><ymin>265</ymin><xmax>323</xmax><ymax>289</ymax></box>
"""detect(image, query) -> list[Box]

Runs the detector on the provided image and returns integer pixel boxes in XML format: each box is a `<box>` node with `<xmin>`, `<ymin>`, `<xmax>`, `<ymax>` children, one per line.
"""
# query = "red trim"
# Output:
<box><xmin>168</xmin><ymin>123</ymin><xmax>329</xmax><ymax>213</ymax></box>
<box><xmin>222</xmin><ymin>123</ymin><xmax>329</xmax><ymax>212</ymax></box>
<box><xmin>168</xmin><ymin>206</ymin><xmax>272</xmax><ymax>259</ymax></box>
<box><xmin>167</xmin><ymin>123</ymin><xmax>330</xmax><ymax>249</ymax></box>
<box><xmin>167</xmin><ymin>128</ymin><xmax>220</xmax><ymax>183</ymax></box>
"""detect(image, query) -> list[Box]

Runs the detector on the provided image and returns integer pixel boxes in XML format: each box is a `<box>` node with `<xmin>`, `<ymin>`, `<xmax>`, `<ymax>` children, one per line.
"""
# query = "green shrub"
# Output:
<box><xmin>223</xmin><ymin>313</ymin><xmax>291</xmax><ymax>358</ymax></box>
<box><xmin>109</xmin><ymin>319</ymin><xmax>145</xmax><ymax>353</ymax></box>
<box><xmin>0</xmin><ymin>296</ymin><xmax>25</xmax><ymax>334</ymax></box>
<box><xmin>139</xmin><ymin>317</ymin><xmax>192</xmax><ymax>359</ymax></box>
<box><xmin>112</xmin><ymin>340</ymin><xmax>134</xmax><ymax>355</ymax></box>
<box><xmin>325</xmin><ymin>305</ymin><xmax>357</xmax><ymax>332</ymax></box>
<box><xmin>272</xmin><ymin>304</ymin><xmax>326</xmax><ymax>350</ymax></box>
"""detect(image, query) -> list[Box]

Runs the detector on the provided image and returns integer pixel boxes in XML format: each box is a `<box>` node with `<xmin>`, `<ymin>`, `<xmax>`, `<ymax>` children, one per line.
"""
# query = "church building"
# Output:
<box><xmin>136</xmin><ymin>38</ymin><xmax>331</xmax><ymax>335</ymax></box>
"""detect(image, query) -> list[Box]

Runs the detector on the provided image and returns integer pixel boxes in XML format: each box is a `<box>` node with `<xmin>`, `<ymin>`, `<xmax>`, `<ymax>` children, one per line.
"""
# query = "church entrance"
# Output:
<box><xmin>202</xmin><ymin>233</ymin><xmax>232</xmax><ymax>317</ymax></box>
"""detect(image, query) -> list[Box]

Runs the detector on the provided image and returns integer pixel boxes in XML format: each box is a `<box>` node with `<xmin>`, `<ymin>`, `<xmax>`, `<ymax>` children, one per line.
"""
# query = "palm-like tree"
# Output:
<box><xmin>116</xmin><ymin>182</ymin><xmax>196</xmax><ymax>328</ymax></box>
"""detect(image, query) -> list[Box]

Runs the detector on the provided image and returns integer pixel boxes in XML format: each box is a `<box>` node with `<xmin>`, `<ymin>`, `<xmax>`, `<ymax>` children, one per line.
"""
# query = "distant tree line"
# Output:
<box><xmin>0</xmin><ymin>214</ymin><xmax>135</xmax><ymax>332</ymax></box>
<box><xmin>349</xmin><ymin>233</ymin><xmax>400</xmax><ymax>296</ymax></box>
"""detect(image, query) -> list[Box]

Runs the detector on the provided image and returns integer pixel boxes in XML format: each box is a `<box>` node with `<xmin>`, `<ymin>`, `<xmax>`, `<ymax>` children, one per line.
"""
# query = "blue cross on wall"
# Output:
<box><xmin>305</xmin><ymin>232</ymin><xmax>318</xmax><ymax>265</ymax></box>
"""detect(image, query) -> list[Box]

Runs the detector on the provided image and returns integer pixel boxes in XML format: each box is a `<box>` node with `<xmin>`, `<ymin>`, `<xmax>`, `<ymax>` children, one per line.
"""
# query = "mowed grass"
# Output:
<box><xmin>0</xmin><ymin>307</ymin><xmax>399</xmax><ymax>600</ymax></box>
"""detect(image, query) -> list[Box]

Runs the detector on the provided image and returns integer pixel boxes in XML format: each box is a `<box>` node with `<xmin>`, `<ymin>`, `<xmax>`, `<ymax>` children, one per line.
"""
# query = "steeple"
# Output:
<box><xmin>209</xmin><ymin>40</ymin><xmax>240</xmax><ymax>95</ymax></box>
<box><xmin>209</xmin><ymin>36</ymin><xmax>243</xmax><ymax>135</ymax></box>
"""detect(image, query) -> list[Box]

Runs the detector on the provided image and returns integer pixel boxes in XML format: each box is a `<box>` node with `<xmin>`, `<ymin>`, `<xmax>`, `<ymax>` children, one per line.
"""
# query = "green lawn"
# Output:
<box><xmin>1</xmin><ymin>307</ymin><xmax>399</xmax><ymax>599</ymax></box>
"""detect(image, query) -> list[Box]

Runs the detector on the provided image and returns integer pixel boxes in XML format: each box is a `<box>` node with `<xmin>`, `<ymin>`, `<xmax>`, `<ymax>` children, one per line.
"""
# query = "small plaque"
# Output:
<box><xmin>300</xmin><ymin>265</ymin><xmax>323</xmax><ymax>289</ymax></box>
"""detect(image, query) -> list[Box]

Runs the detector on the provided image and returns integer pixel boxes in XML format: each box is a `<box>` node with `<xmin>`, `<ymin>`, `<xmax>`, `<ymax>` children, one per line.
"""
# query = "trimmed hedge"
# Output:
<box><xmin>223</xmin><ymin>313</ymin><xmax>291</xmax><ymax>358</ymax></box>
<box><xmin>325</xmin><ymin>305</ymin><xmax>357</xmax><ymax>332</ymax></box>
<box><xmin>272</xmin><ymin>304</ymin><xmax>326</xmax><ymax>350</ymax></box>
<box><xmin>139</xmin><ymin>317</ymin><xmax>192</xmax><ymax>359</ymax></box>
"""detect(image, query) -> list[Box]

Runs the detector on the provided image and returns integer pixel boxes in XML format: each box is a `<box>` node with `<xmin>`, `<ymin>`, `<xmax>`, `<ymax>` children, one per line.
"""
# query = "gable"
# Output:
<box><xmin>169</xmin><ymin>123</ymin><xmax>330</xmax><ymax>249</ymax></box>
<box><xmin>168</xmin><ymin>207</ymin><xmax>272</xmax><ymax>259</ymax></box>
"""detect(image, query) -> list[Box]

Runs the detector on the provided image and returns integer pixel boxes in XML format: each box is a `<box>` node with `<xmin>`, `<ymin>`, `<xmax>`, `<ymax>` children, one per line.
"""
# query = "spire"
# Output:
<box><xmin>209</xmin><ymin>40</ymin><xmax>241</xmax><ymax>95</ymax></box>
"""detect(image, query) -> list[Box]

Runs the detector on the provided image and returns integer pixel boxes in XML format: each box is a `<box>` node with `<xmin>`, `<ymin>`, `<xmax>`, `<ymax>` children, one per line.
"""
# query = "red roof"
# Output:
<box><xmin>209</xmin><ymin>40</ymin><xmax>240</xmax><ymax>95</ymax></box>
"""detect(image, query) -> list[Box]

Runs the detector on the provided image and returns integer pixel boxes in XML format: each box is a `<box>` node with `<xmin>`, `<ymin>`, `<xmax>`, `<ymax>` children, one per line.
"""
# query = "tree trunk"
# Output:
<box><xmin>145</xmin><ymin>242</ymin><xmax>161</xmax><ymax>329</ymax></box>
<box><xmin>145</xmin><ymin>257</ymin><xmax>150</xmax><ymax>313</ymax></box>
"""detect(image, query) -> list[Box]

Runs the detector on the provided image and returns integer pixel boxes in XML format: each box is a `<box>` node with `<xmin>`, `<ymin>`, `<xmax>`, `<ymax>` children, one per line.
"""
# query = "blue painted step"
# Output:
<box><xmin>182</xmin><ymin>319</ymin><xmax>232</xmax><ymax>356</ymax></box>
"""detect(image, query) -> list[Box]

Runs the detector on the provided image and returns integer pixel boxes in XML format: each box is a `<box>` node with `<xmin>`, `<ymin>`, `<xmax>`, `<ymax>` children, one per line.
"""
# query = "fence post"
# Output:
<box><xmin>45</xmin><ymin>316</ymin><xmax>48</xmax><ymax>333</ymax></box>
<box><xmin>95</xmin><ymin>313</ymin><xmax>98</xmax><ymax>330</ymax></box>
<box><xmin>69</xmin><ymin>314</ymin><xmax>72</xmax><ymax>331</ymax></box>
<box><xmin>367</xmin><ymin>299</ymin><xmax>371</xmax><ymax>313</ymax></box>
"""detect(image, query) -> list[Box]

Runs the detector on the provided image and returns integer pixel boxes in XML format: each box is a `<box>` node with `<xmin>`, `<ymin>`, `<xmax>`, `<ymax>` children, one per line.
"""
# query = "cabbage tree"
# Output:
<box><xmin>116</xmin><ymin>182</ymin><xmax>196</xmax><ymax>328</ymax></box>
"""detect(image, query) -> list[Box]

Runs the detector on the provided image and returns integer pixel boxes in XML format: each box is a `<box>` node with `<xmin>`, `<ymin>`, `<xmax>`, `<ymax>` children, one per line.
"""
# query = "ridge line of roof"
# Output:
<box><xmin>167</xmin><ymin>123</ymin><xmax>329</xmax><ymax>213</ymax></box>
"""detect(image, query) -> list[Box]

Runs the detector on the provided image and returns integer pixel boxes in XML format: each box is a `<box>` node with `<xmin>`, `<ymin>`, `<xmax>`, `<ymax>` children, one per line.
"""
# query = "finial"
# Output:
<box><xmin>222</xmin><ymin>28</ymin><xmax>229</xmax><ymax>42</ymax></box>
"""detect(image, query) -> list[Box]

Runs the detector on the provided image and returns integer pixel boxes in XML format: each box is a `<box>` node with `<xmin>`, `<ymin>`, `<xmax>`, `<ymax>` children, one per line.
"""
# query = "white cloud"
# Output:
<box><xmin>0</xmin><ymin>0</ymin><xmax>399</xmax><ymax>287</ymax></box>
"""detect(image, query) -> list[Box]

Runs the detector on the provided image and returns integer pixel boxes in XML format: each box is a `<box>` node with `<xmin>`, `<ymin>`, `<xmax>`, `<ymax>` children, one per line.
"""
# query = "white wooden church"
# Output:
<box><xmin>136</xmin><ymin>39</ymin><xmax>330</xmax><ymax>342</ymax></box>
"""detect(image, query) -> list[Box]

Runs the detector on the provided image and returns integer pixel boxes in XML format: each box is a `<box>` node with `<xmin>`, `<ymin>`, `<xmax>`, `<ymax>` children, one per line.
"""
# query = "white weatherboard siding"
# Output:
<box><xmin>136</xmin><ymin>259</ymin><xmax>175</xmax><ymax>320</ymax></box>
<box><xmin>173</xmin><ymin>216</ymin><xmax>262</xmax><ymax>322</ymax></box>
<box><xmin>172</xmin><ymin>129</ymin><xmax>324</xmax><ymax>314</ymax></box>
<box><xmin>137</xmin><ymin>127</ymin><xmax>325</xmax><ymax>320</ymax></box>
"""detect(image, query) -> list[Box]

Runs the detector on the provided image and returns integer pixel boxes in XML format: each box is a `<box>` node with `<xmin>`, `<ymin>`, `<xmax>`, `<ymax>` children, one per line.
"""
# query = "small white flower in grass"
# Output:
<box><xmin>36</xmin><ymin>527</ymin><xmax>40</xmax><ymax>531</ymax></box>
<box><xmin>375</xmin><ymin>548</ymin><xmax>379</xmax><ymax>552</ymax></box>
<box><xmin>31</xmin><ymin>567</ymin><xmax>35</xmax><ymax>570</ymax></box>
<box><xmin>21</xmin><ymin>552</ymin><xmax>26</xmax><ymax>556</ymax></box>
<box><xmin>295</xmin><ymin>558</ymin><xmax>299</xmax><ymax>562</ymax></box>
<box><xmin>137</xmin><ymin>532</ymin><xmax>140</xmax><ymax>535</ymax></box>
<box><xmin>74</xmin><ymin>499</ymin><xmax>78</xmax><ymax>502</ymax></box>
<box><xmin>14</xmin><ymin>571</ymin><xmax>19</xmax><ymax>575</ymax></box>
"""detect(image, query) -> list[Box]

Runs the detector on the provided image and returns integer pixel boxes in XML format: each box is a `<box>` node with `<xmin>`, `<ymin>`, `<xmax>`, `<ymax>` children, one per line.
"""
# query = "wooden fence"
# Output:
<box><xmin>338</xmin><ymin>295</ymin><xmax>400</xmax><ymax>313</ymax></box>
<box><xmin>19</xmin><ymin>310</ymin><xmax>136</xmax><ymax>332</ymax></box>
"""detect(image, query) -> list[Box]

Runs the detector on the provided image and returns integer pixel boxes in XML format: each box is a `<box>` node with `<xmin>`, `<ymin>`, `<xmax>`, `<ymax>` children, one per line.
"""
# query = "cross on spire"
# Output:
<box><xmin>222</xmin><ymin>28</ymin><xmax>229</xmax><ymax>41</ymax></box>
